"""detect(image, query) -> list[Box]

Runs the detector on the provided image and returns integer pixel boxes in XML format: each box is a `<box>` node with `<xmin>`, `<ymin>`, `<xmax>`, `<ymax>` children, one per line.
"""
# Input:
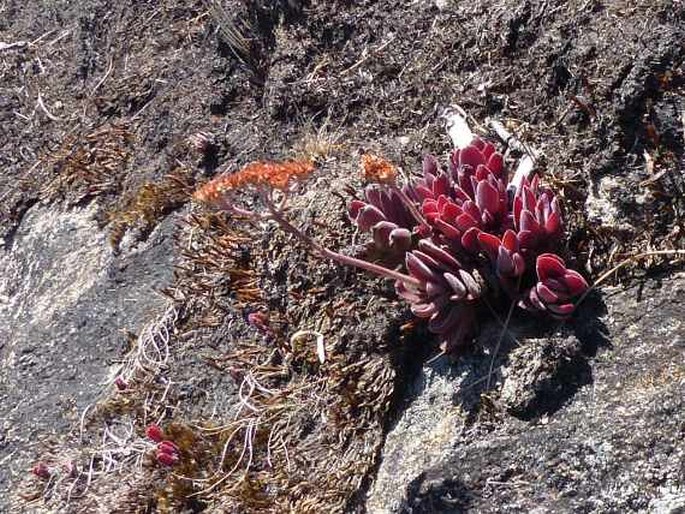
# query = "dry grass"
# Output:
<box><xmin>205</xmin><ymin>0</ymin><xmax>253</xmax><ymax>67</ymax></box>
<box><xmin>40</xmin><ymin>122</ymin><xmax>134</xmax><ymax>204</ymax></box>
<box><xmin>106</xmin><ymin>167</ymin><xmax>195</xmax><ymax>250</ymax></box>
<box><xmin>189</xmin><ymin>334</ymin><xmax>394</xmax><ymax>513</ymax></box>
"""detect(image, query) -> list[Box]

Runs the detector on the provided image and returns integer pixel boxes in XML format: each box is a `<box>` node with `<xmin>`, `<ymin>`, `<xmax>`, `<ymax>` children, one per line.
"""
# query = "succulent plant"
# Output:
<box><xmin>520</xmin><ymin>254</ymin><xmax>589</xmax><ymax>318</ymax></box>
<box><xmin>156</xmin><ymin>440</ymin><xmax>181</xmax><ymax>466</ymax></box>
<box><xmin>348</xmin><ymin>139</ymin><xmax>588</xmax><ymax>351</ymax></box>
<box><xmin>349</xmin><ymin>187</ymin><xmax>415</xmax><ymax>252</ymax></box>
<box><xmin>145</xmin><ymin>423</ymin><xmax>181</xmax><ymax>466</ymax></box>
<box><xmin>193</xmin><ymin>137</ymin><xmax>589</xmax><ymax>353</ymax></box>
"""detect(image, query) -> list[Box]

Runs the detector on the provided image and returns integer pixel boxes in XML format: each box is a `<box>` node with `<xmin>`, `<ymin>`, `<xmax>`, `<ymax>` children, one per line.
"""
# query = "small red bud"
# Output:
<box><xmin>145</xmin><ymin>424</ymin><xmax>164</xmax><ymax>442</ymax></box>
<box><xmin>156</xmin><ymin>450</ymin><xmax>180</xmax><ymax>466</ymax></box>
<box><xmin>157</xmin><ymin>440</ymin><xmax>180</xmax><ymax>455</ymax></box>
<box><xmin>247</xmin><ymin>311</ymin><xmax>271</xmax><ymax>334</ymax></box>
<box><xmin>114</xmin><ymin>377</ymin><xmax>128</xmax><ymax>390</ymax></box>
<box><xmin>32</xmin><ymin>462</ymin><xmax>51</xmax><ymax>479</ymax></box>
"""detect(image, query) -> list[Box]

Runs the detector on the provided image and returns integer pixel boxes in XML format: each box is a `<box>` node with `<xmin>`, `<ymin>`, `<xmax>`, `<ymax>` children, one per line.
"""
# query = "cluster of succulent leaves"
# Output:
<box><xmin>349</xmin><ymin>138</ymin><xmax>588</xmax><ymax>352</ymax></box>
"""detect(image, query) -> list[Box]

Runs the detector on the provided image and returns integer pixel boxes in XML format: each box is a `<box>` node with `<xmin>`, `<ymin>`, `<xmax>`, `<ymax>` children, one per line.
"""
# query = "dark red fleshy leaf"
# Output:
<box><xmin>372</xmin><ymin>221</ymin><xmax>396</xmax><ymax>249</ymax></box>
<box><xmin>461</xmin><ymin>226</ymin><xmax>481</xmax><ymax>253</ymax></box>
<box><xmin>517</xmin><ymin>230</ymin><xmax>537</xmax><ymax>248</ymax></box>
<box><xmin>455</xmin><ymin>212</ymin><xmax>479</xmax><ymax>232</ymax></box>
<box><xmin>536</xmin><ymin>283</ymin><xmax>559</xmax><ymax>304</ymax></box>
<box><xmin>395</xmin><ymin>281</ymin><xmax>422</xmax><ymax>303</ymax></box>
<box><xmin>497</xmin><ymin>247</ymin><xmax>515</xmax><ymax>275</ymax></box>
<box><xmin>406</xmin><ymin>252</ymin><xmax>438</xmax><ymax>282</ymax></box>
<box><xmin>545</xmin><ymin>211</ymin><xmax>561</xmax><ymax>236</ymax></box>
<box><xmin>441</xmin><ymin>200</ymin><xmax>461</xmax><ymax>221</ymax></box>
<box><xmin>413</xmin><ymin>250</ymin><xmax>444</xmax><ymax>271</ymax></box>
<box><xmin>443</xmin><ymin>272</ymin><xmax>466</xmax><ymax>298</ymax></box>
<box><xmin>390</xmin><ymin>228</ymin><xmax>412</xmax><ymax>251</ymax></box>
<box><xmin>527</xmin><ymin>287</ymin><xmax>547</xmax><ymax>311</ymax></box>
<box><xmin>547</xmin><ymin>303</ymin><xmax>575</xmax><ymax>317</ymax></box>
<box><xmin>564</xmin><ymin>270</ymin><xmax>589</xmax><ymax>296</ymax></box>
<box><xmin>513</xmin><ymin>196</ymin><xmax>523</xmax><ymax>230</ymax></box>
<box><xmin>459</xmin><ymin>145</ymin><xmax>485</xmax><ymax>168</ymax></box>
<box><xmin>458</xmin><ymin>269</ymin><xmax>481</xmax><ymax>297</ymax></box>
<box><xmin>357</xmin><ymin>204</ymin><xmax>386</xmax><ymax>231</ymax></box>
<box><xmin>482</xmin><ymin>141</ymin><xmax>496</xmax><ymax>160</ymax></box>
<box><xmin>415</xmin><ymin>184</ymin><xmax>434</xmax><ymax>201</ymax></box>
<box><xmin>536</xmin><ymin>253</ymin><xmax>566</xmax><ymax>281</ymax></box>
<box><xmin>434</xmin><ymin>218</ymin><xmax>462</xmax><ymax>239</ymax></box>
<box><xmin>411</xmin><ymin>301</ymin><xmax>437</xmax><ymax>318</ymax></box>
<box><xmin>502</xmin><ymin>229</ymin><xmax>518</xmax><ymax>252</ymax></box>
<box><xmin>519</xmin><ymin>209</ymin><xmax>539</xmax><ymax>233</ymax></box>
<box><xmin>486</xmin><ymin>152</ymin><xmax>504</xmax><ymax>176</ymax></box>
<box><xmin>476</xmin><ymin>180</ymin><xmax>500</xmax><ymax>215</ymax></box>
<box><xmin>365</xmin><ymin>188</ymin><xmax>383</xmax><ymax>210</ymax></box>
<box><xmin>418</xmin><ymin>239</ymin><xmax>462</xmax><ymax>271</ymax></box>
<box><xmin>513</xmin><ymin>253</ymin><xmax>526</xmax><ymax>276</ymax></box>
<box><xmin>471</xmin><ymin>137</ymin><xmax>486</xmax><ymax>151</ymax></box>
<box><xmin>478</xmin><ymin>231</ymin><xmax>501</xmax><ymax>259</ymax></box>
<box><xmin>349</xmin><ymin>199</ymin><xmax>365</xmax><ymax>220</ymax></box>
<box><xmin>425</xmin><ymin>281</ymin><xmax>448</xmax><ymax>297</ymax></box>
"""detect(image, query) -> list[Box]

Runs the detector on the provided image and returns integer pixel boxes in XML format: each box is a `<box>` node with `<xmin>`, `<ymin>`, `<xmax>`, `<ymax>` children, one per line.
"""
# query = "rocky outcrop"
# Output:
<box><xmin>0</xmin><ymin>203</ymin><xmax>175</xmax><ymax>506</ymax></box>
<box><xmin>369</xmin><ymin>276</ymin><xmax>685</xmax><ymax>513</ymax></box>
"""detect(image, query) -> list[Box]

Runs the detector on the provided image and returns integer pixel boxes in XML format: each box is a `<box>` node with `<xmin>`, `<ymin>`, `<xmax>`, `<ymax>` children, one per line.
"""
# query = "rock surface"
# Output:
<box><xmin>370</xmin><ymin>276</ymin><xmax>685</xmax><ymax>513</ymax></box>
<box><xmin>1</xmin><ymin>0</ymin><xmax>684</xmax><ymax>512</ymax></box>
<box><xmin>0</xmin><ymin>204</ymin><xmax>175</xmax><ymax>505</ymax></box>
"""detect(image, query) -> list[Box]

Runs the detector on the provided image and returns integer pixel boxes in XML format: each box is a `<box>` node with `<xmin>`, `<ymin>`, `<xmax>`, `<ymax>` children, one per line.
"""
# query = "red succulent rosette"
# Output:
<box><xmin>521</xmin><ymin>253</ymin><xmax>589</xmax><ymax>317</ymax></box>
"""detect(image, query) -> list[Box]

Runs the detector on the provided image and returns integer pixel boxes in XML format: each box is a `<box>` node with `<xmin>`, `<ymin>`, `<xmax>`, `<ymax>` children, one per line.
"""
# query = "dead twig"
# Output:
<box><xmin>0</xmin><ymin>41</ymin><xmax>28</xmax><ymax>51</ymax></box>
<box><xmin>36</xmin><ymin>93</ymin><xmax>62</xmax><ymax>122</ymax></box>
<box><xmin>576</xmin><ymin>249</ymin><xmax>685</xmax><ymax>309</ymax></box>
<box><xmin>341</xmin><ymin>35</ymin><xmax>396</xmax><ymax>76</ymax></box>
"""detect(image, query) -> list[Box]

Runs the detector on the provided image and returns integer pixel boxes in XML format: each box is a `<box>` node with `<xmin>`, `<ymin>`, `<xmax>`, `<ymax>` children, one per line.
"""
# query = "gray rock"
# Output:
<box><xmin>0</xmin><ymin>203</ymin><xmax>175</xmax><ymax>507</ymax></box>
<box><xmin>368</xmin><ymin>274</ymin><xmax>685</xmax><ymax>513</ymax></box>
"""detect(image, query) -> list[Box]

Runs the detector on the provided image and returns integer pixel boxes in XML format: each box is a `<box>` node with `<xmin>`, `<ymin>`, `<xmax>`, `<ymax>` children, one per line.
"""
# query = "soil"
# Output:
<box><xmin>1</xmin><ymin>0</ymin><xmax>684</xmax><ymax>513</ymax></box>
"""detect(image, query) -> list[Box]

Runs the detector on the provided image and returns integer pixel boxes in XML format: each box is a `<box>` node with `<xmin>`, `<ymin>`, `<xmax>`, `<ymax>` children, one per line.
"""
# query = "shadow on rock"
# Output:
<box><xmin>402</xmin><ymin>472</ymin><xmax>473</xmax><ymax>514</ymax></box>
<box><xmin>451</xmin><ymin>290</ymin><xmax>611</xmax><ymax>422</ymax></box>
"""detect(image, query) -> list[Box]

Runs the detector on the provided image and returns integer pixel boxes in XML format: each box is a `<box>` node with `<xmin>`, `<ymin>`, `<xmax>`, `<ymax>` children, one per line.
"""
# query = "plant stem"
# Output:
<box><xmin>264</xmin><ymin>201</ymin><xmax>421</xmax><ymax>288</ymax></box>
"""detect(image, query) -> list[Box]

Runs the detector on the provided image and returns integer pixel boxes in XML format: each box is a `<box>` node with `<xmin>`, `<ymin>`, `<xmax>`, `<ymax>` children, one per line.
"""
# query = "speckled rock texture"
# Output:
<box><xmin>368</xmin><ymin>275</ymin><xmax>685</xmax><ymax>513</ymax></box>
<box><xmin>0</xmin><ymin>204</ymin><xmax>175</xmax><ymax>505</ymax></box>
<box><xmin>1</xmin><ymin>0</ymin><xmax>684</xmax><ymax>512</ymax></box>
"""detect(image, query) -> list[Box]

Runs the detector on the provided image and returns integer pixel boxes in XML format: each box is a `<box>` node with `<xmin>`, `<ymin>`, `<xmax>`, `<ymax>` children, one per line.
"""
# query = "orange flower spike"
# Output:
<box><xmin>193</xmin><ymin>159</ymin><xmax>315</xmax><ymax>206</ymax></box>
<box><xmin>361</xmin><ymin>153</ymin><xmax>397</xmax><ymax>185</ymax></box>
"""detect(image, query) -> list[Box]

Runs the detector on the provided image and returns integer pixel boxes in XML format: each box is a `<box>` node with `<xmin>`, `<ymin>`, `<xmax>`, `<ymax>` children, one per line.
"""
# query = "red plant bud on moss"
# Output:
<box><xmin>114</xmin><ymin>377</ymin><xmax>127</xmax><ymax>390</ymax></box>
<box><xmin>156</xmin><ymin>440</ymin><xmax>181</xmax><ymax>466</ymax></box>
<box><xmin>247</xmin><ymin>311</ymin><xmax>271</xmax><ymax>334</ymax></box>
<box><xmin>156</xmin><ymin>450</ymin><xmax>180</xmax><ymax>466</ymax></box>
<box><xmin>32</xmin><ymin>462</ymin><xmax>51</xmax><ymax>479</ymax></box>
<box><xmin>158</xmin><ymin>440</ymin><xmax>180</xmax><ymax>455</ymax></box>
<box><xmin>145</xmin><ymin>424</ymin><xmax>164</xmax><ymax>442</ymax></box>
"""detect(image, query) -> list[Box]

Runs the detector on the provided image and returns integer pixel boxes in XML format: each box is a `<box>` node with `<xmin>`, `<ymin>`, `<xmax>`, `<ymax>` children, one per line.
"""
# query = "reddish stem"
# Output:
<box><xmin>265</xmin><ymin>201</ymin><xmax>421</xmax><ymax>288</ymax></box>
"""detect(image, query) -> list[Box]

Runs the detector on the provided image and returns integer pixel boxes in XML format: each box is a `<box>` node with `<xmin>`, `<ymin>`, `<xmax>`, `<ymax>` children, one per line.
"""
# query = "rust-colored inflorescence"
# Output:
<box><xmin>361</xmin><ymin>153</ymin><xmax>397</xmax><ymax>184</ymax></box>
<box><xmin>194</xmin><ymin>159</ymin><xmax>315</xmax><ymax>205</ymax></box>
